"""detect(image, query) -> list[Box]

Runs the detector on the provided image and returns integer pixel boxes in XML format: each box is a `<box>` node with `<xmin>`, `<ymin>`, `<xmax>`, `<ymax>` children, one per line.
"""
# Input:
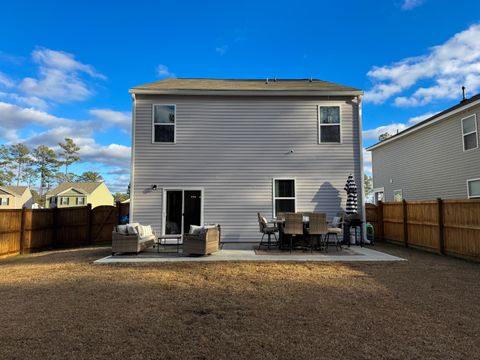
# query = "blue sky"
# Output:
<box><xmin>1</xmin><ymin>0</ymin><xmax>480</xmax><ymax>191</ymax></box>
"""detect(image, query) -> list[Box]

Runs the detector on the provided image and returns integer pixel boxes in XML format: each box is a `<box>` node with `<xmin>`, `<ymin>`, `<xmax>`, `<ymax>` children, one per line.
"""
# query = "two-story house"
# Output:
<box><xmin>368</xmin><ymin>93</ymin><xmax>480</xmax><ymax>202</ymax></box>
<box><xmin>128</xmin><ymin>78</ymin><xmax>365</xmax><ymax>243</ymax></box>
<box><xmin>0</xmin><ymin>186</ymin><xmax>33</xmax><ymax>209</ymax></box>
<box><xmin>46</xmin><ymin>182</ymin><xmax>114</xmax><ymax>208</ymax></box>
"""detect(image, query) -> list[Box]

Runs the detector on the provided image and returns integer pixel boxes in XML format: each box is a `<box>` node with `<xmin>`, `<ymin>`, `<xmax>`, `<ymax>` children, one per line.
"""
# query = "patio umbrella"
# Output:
<box><xmin>344</xmin><ymin>174</ymin><xmax>358</xmax><ymax>215</ymax></box>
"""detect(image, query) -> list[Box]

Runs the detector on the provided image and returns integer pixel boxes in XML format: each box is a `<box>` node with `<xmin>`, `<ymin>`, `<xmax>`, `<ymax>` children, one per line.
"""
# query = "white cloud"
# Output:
<box><xmin>215</xmin><ymin>45</ymin><xmax>228</xmax><ymax>56</ymax></box>
<box><xmin>0</xmin><ymin>92</ymin><xmax>48</xmax><ymax>110</ymax></box>
<box><xmin>19</xmin><ymin>48</ymin><xmax>106</xmax><ymax>103</ymax></box>
<box><xmin>363</xmin><ymin>123</ymin><xmax>408</xmax><ymax>141</ymax></box>
<box><xmin>156</xmin><ymin>64</ymin><xmax>175</xmax><ymax>78</ymax></box>
<box><xmin>363</xmin><ymin>148</ymin><xmax>372</xmax><ymax>175</ymax></box>
<box><xmin>363</xmin><ymin>111</ymin><xmax>437</xmax><ymax>143</ymax></box>
<box><xmin>401</xmin><ymin>0</ymin><xmax>425</xmax><ymax>10</ymax></box>
<box><xmin>89</xmin><ymin>109</ymin><xmax>131</xmax><ymax>133</ymax></box>
<box><xmin>365</xmin><ymin>23</ymin><xmax>480</xmax><ymax>106</ymax></box>
<box><xmin>0</xmin><ymin>72</ymin><xmax>15</xmax><ymax>88</ymax></box>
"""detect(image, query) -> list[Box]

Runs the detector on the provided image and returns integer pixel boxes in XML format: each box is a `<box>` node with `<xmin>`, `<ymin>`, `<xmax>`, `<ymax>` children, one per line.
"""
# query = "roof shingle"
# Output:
<box><xmin>46</xmin><ymin>182</ymin><xmax>103</xmax><ymax>196</ymax></box>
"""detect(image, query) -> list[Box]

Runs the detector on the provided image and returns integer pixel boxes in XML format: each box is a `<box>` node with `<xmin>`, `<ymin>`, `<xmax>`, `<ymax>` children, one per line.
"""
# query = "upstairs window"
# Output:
<box><xmin>467</xmin><ymin>179</ymin><xmax>480</xmax><ymax>198</ymax></box>
<box><xmin>0</xmin><ymin>197</ymin><xmax>9</xmax><ymax>206</ymax></box>
<box><xmin>153</xmin><ymin>105</ymin><xmax>176</xmax><ymax>143</ymax></box>
<box><xmin>318</xmin><ymin>105</ymin><xmax>341</xmax><ymax>143</ymax></box>
<box><xmin>273</xmin><ymin>179</ymin><xmax>296</xmax><ymax>216</ymax></box>
<box><xmin>462</xmin><ymin>114</ymin><xmax>478</xmax><ymax>151</ymax></box>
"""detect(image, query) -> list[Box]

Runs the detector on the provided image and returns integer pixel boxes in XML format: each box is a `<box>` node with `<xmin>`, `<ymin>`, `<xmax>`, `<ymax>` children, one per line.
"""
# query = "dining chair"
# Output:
<box><xmin>283</xmin><ymin>213</ymin><xmax>303</xmax><ymax>253</ymax></box>
<box><xmin>308</xmin><ymin>213</ymin><xmax>327</xmax><ymax>252</ymax></box>
<box><xmin>326</xmin><ymin>213</ymin><xmax>343</xmax><ymax>251</ymax></box>
<box><xmin>257</xmin><ymin>213</ymin><xmax>278</xmax><ymax>249</ymax></box>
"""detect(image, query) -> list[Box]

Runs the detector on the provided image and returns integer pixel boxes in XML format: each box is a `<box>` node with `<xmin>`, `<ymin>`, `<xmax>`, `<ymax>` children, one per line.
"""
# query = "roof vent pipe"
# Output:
<box><xmin>265</xmin><ymin>78</ymin><xmax>269</xmax><ymax>84</ymax></box>
<box><xmin>461</xmin><ymin>86</ymin><xmax>467</xmax><ymax>102</ymax></box>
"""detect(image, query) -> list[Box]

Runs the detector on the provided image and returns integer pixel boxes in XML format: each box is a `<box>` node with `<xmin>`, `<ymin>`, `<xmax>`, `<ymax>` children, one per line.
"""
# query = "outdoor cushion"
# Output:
<box><xmin>127</xmin><ymin>223</ymin><xmax>140</xmax><ymax>235</ymax></box>
<box><xmin>328</xmin><ymin>227</ymin><xmax>342</xmax><ymax>234</ymax></box>
<box><xmin>117</xmin><ymin>225</ymin><xmax>128</xmax><ymax>235</ymax></box>
<box><xmin>189</xmin><ymin>225</ymin><xmax>203</xmax><ymax>235</ymax></box>
<box><xmin>137</xmin><ymin>225</ymin><xmax>153</xmax><ymax>237</ymax></box>
<box><xmin>261</xmin><ymin>216</ymin><xmax>268</xmax><ymax>224</ymax></box>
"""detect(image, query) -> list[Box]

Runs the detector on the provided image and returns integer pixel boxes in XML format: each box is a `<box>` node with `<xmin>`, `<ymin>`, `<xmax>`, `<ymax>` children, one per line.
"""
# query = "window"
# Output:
<box><xmin>273</xmin><ymin>179</ymin><xmax>296</xmax><ymax>216</ymax></box>
<box><xmin>393</xmin><ymin>189</ymin><xmax>403</xmax><ymax>202</ymax></box>
<box><xmin>318</xmin><ymin>105</ymin><xmax>341</xmax><ymax>143</ymax></box>
<box><xmin>0</xmin><ymin>197</ymin><xmax>9</xmax><ymax>206</ymax></box>
<box><xmin>76</xmin><ymin>197</ymin><xmax>85</xmax><ymax>205</ymax></box>
<box><xmin>462</xmin><ymin>114</ymin><xmax>478</xmax><ymax>151</ymax></box>
<box><xmin>60</xmin><ymin>197</ymin><xmax>69</xmax><ymax>205</ymax></box>
<box><xmin>467</xmin><ymin>179</ymin><xmax>480</xmax><ymax>198</ymax></box>
<box><xmin>153</xmin><ymin>104</ymin><xmax>176</xmax><ymax>143</ymax></box>
<box><xmin>373</xmin><ymin>188</ymin><xmax>384</xmax><ymax>204</ymax></box>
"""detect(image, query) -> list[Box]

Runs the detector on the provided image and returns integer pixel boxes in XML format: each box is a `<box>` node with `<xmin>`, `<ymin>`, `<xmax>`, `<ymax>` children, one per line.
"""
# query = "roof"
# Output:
<box><xmin>367</xmin><ymin>93</ymin><xmax>480</xmax><ymax>151</ymax></box>
<box><xmin>129</xmin><ymin>78</ymin><xmax>363</xmax><ymax>96</ymax></box>
<box><xmin>0</xmin><ymin>186</ymin><xmax>28</xmax><ymax>196</ymax></box>
<box><xmin>46</xmin><ymin>182</ymin><xmax>103</xmax><ymax>196</ymax></box>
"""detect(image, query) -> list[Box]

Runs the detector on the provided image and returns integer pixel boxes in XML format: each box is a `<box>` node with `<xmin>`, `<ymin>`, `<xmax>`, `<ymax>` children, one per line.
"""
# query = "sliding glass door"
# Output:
<box><xmin>163</xmin><ymin>189</ymin><xmax>203</xmax><ymax>235</ymax></box>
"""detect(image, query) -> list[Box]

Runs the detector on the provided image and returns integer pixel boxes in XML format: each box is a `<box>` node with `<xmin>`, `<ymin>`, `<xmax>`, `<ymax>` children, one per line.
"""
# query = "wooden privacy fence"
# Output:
<box><xmin>0</xmin><ymin>202</ymin><xmax>129</xmax><ymax>257</ymax></box>
<box><xmin>366</xmin><ymin>199</ymin><xmax>480</xmax><ymax>261</ymax></box>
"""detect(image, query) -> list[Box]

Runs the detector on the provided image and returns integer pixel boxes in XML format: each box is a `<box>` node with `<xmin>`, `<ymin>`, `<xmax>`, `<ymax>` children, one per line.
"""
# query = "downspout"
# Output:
<box><xmin>357</xmin><ymin>95</ymin><xmax>367</xmax><ymax>240</ymax></box>
<box><xmin>129</xmin><ymin>93</ymin><xmax>136</xmax><ymax>222</ymax></box>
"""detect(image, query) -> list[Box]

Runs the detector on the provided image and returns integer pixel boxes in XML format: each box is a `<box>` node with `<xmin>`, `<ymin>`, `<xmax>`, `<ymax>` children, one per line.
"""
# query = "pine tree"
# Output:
<box><xmin>58</xmin><ymin>138</ymin><xmax>80</xmax><ymax>175</ymax></box>
<box><xmin>32</xmin><ymin>145</ymin><xmax>59</xmax><ymax>206</ymax></box>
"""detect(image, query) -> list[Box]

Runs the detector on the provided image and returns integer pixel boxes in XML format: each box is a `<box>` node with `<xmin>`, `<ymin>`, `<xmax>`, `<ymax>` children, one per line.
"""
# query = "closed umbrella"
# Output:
<box><xmin>344</xmin><ymin>174</ymin><xmax>358</xmax><ymax>215</ymax></box>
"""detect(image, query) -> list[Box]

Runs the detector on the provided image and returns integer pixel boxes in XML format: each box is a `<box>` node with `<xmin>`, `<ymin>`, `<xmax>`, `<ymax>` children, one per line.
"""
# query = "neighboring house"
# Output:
<box><xmin>45</xmin><ymin>182</ymin><xmax>114</xmax><ymax>208</ymax></box>
<box><xmin>129</xmin><ymin>78</ymin><xmax>365</xmax><ymax>243</ymax></box>
<box><xmin>368</xmin><ymin>93</ymin><xmax>480</xmax><ymax>203</ymax></box>
<box><xmin>0</xmin><ymin>186</ymin><xmax>33</xmax><ymax>209</ymax></box>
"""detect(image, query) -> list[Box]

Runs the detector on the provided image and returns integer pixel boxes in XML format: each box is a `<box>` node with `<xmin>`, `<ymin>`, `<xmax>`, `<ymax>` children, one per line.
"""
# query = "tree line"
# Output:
<box><xmin>0</xmin><ymin>138</ymin><xmax>103</xmax><ymax>199</ymax></box>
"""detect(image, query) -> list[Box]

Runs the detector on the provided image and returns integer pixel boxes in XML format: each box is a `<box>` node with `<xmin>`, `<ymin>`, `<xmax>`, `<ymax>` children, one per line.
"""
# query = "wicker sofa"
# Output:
<box><xmin>111</xmin><ymin>224</ymin><xmax>155</xmax><ymax>255</ymax></box>
<box><xmin>183</xmin><ymin>225</ymin><xmax>220</xmax><ymax>255</ymax></box>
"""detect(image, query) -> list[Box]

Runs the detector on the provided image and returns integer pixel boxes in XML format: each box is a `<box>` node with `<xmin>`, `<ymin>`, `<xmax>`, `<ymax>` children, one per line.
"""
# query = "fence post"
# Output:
<box><xmin>377</xmin><ymin>201</ymin><xmax>384</xmax><ymax>241</ymax></box>
<box><xmin>87</xmin><ymin>204</ymin><xmax>93</xmax><ymax>245</ymax></box>
<box><xmin>402</xmin><ymin>199</ymin><xmax>408</xmax><ymax>247</ymax></box>
<box><xmin>19</xmin><ymin>207</ymin><xmax>26</xmax><ymax>254</ymax></box>
<box><xmin>437</xmin><ymin>198</ymin><xmax>445</xmax><ymax>255</ymax></box>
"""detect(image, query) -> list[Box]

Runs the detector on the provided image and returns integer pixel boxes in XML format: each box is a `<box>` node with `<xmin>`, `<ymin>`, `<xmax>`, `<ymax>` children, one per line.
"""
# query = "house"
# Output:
<box><xmin>128</xmin><ymin>78</ymin><xmax>365</xmax><ymax>243</ymax></box>
<box><xmin>0</xmin><ymin>186</ymin><xmax>33</xmax><ymax>209</ymax></box>
<box><xmin>368</xmin><ymin>93</ymin><xmax>480</xmax><ymax>202</ymax></box>
<box><xmin>45</xmin><ymin>182</ymin><xmax>114</xmax><ymax>208</ymax></box>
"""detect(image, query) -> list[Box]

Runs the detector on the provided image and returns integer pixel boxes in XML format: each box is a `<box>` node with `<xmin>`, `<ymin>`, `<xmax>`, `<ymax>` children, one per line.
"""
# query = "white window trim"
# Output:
<box><xmin>373</xmin><ymin>187</ymin><xmax>385</xmax><ymax>204</ymax></box>
<box><xmin>77</xmin><ymin>197</ymin><xmax>85</xmax><ymax>205</ymax></box>
<box><xmin>60</xmin><ymin>197</ymin><xmax>69</xmax><ymax>205</ymax></box>
<box><xmin>0</xmin><ymin>197</ymin><xmax>9</xmax><ymax>206</ymax></box>
<box><xmin>461</xmin><ymin>114</ymin><xmax>478</xmax><ymax>152</ymax></box>
<box><xmin>152</xmin><ymin>104</ymin><xmax>176</xmax><ymax>144</ymax></box>
<box><xmin>318</xmin><ymin>103</ymin><xmax>342</xmax><ymax>144</ymax></box>
<box><xmin>467</xmin><ymin>178</ymin><xmax>480</xmax><ymax>199</ymax></box>
<box><xmin>393</xmin><ymin>189</ymin><xmax>403</xmax><ymax>202</ymax></box>
<box><xmin>272</xmin><ymin>178</ymin><xmax>297</xmax><ymax>217</ymax></box>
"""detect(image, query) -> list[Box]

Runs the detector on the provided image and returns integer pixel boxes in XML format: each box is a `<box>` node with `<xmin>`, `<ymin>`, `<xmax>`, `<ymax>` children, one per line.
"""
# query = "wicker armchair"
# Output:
<box><xmin>183</xmin><ymin>225</ymin><xmax>220</xmax><ymax>255</ymax></box>
<box><xmin>111</xmin><ymin>226</ymin><xmax>155</xmax><ymax>255</ymax></box>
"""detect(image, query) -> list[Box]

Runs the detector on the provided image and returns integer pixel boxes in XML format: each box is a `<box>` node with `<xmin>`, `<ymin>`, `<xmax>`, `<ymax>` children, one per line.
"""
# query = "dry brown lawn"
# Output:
<box><xmin>0</xmin><ymin>243</ymin><xmax>479</xmax><ymax>360</ymax></box>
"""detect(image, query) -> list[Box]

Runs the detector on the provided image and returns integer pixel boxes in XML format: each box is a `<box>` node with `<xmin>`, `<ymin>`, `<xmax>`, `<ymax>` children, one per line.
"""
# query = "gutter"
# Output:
<box><xmin>129</xmin><ymin>93</ymin><xmax>136</xmax><ymax>222</ymax></box>
<box><xmin>128</xmin><ymin>89</ymin><xmax>364</xmax><ymax>97</ymax></box>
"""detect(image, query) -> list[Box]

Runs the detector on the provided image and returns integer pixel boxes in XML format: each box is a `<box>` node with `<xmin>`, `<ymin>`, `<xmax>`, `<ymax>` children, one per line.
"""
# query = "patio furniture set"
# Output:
<box><xmin>111</xmin><ymin>223</ymin><xmax>220</xmax><ymax>256</ymax></box>
<box><xmin>257</xmin><ymin>211</ymin><xmax>363</xmax><ymax>252</ymax></box>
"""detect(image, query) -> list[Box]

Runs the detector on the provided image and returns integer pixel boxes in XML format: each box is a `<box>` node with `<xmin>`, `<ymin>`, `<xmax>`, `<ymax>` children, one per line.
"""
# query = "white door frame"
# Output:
<box><xmin>162</xmin><ymin>187</ymin><xmax>204</xmax><ymax>236</ymax></box>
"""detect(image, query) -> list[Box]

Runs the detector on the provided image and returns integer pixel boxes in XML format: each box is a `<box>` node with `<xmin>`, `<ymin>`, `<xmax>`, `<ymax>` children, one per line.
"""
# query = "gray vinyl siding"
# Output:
<box><xmin>131</xmin><ymin>95</ymin><xmax>363</xmax><ymax>242</ymax></box>
<box><xmin>371</xmin><ymin>104</ymin><xmax>480</xmax><ymax>201</ymax></box>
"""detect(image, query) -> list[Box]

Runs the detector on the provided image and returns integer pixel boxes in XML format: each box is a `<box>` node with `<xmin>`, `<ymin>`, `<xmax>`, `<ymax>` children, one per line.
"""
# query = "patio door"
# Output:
<box><xmin>163</xmin><ymin>189</ymin><xmax>203</xmax><ymax>235</ymax></box>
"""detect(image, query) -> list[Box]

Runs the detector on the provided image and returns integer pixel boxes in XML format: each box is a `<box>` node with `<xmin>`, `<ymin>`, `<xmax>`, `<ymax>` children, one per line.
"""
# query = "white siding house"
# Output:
<box><xmin>129</xmin><ymin>78</ymin><xmax>364</xmax><ymax>243</ymax></box>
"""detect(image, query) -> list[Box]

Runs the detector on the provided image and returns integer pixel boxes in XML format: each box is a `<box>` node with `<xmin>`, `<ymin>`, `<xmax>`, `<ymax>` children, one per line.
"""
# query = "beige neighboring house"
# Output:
<box><xmin>0</xmin><ymin>186</ymin><xmax>33</xmax><ymax>209</ymax></box>
<box><xmin>45</xmin><ymin>182</ymin><xmax>114</xmax><ymax>209</ymax></box>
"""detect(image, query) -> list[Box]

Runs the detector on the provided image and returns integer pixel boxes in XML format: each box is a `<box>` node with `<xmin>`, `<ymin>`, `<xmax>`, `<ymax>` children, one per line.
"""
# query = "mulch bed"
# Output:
<box><xmin>0</xmin><ymin>243</ymin><xmax>479</xmax><ymax>359</ymax></box>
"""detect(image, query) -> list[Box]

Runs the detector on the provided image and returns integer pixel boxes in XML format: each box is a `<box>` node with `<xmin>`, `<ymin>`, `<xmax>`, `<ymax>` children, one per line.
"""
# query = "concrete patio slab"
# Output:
<box><xmin>94</xmin><ymin>244</ymin><xmax>405</xmax><ymax>264</ymax></box>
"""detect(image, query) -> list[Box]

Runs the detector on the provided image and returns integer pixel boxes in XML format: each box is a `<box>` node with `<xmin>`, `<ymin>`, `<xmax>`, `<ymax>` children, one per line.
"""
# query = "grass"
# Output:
<box><xmin>0</xmin><ymin>243</ymin><xmax>479</xmax><ymax>359</ymax></box>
